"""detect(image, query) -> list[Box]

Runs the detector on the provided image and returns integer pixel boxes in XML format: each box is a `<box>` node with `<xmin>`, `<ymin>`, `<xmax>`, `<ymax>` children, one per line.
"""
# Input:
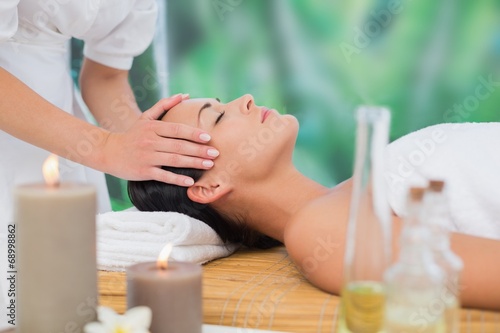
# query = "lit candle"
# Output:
<box><xmin>127</xmin><ymin>243</ymin><xmax>202</xmax><ymax>333</ymax></box>
<box><xmin>15</xmin><ymin>154</ymin><xmax>97</xmax><ymax>333</ymax></box>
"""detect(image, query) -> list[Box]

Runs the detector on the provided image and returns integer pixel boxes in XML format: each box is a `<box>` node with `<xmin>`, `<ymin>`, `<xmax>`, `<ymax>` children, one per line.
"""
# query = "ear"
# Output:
<box><xmin>187</xmin><ymin>181</ymin><xmax>232</xmax><ymax>204</ymax></box>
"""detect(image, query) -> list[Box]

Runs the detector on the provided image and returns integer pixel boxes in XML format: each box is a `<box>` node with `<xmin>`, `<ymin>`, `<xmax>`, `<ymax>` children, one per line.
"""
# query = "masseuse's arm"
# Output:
<box><xmin>0</xmin><ymin>67</ymin><xmax>216</xmax><ymax>186</ymax></box>
<box><xmin>79</xmin><ymin>58</ymin><xmax>141</xmax><ymax>132</ymax></box>
<box><xmin>285</xmin><ymin>179</ymin><xmax>500</xmax><ymax>311</ymax></box>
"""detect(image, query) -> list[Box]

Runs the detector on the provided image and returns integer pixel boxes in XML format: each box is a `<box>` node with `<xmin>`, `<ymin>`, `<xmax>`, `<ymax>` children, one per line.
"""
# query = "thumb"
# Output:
<box><xmin>141</xmin><ymin>94</ymin><xmax>183</xmax><ymax>120</ymax></box>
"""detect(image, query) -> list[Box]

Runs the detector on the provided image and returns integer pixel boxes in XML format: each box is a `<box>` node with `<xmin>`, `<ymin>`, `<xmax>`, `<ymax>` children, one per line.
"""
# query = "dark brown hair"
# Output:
<box><xmin>128</xmin><ymin>166</ymin><xmax>281</xmax><ymax>249</ymax></box>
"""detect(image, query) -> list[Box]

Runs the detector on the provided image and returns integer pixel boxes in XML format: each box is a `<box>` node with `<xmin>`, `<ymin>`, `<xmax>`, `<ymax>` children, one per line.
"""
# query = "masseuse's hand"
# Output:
<box><xmin>101</xmin><ymin>94</ymin><xmax>218</xmax><ymax>186</ymax></box>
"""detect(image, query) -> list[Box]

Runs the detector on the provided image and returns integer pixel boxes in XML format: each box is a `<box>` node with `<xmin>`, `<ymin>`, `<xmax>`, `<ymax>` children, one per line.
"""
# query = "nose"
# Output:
<box><xmin>239</xmin><ymin>94</ymin><xmax>255</xmax><ymax>115</ymax></box>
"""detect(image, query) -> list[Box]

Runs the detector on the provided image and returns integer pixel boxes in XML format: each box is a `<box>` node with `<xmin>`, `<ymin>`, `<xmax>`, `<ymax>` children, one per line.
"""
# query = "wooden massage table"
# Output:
<box><xmin>99</xmin><ymin>246</ymin><xmax>500</xmax><ymax>332</ymax></box>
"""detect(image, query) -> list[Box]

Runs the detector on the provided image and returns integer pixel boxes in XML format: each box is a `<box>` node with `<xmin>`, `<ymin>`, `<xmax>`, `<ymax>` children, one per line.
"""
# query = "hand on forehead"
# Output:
<box><xmin>162</xmin><ymin>98</ymin><xmax>221</xmax><ymax>127</ymax></box>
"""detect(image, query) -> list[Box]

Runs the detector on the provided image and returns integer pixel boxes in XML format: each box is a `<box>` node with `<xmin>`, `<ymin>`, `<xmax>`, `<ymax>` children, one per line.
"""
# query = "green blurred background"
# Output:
<box><xmin>72</xmin><ymin>0</ymin><xmax>500</xmax><ymax>211</ymax></box>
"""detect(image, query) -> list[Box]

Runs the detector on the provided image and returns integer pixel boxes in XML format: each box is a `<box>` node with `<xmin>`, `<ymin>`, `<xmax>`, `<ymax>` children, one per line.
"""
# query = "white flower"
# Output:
<box><xmin>84</xmin><ymin>306</ymin><xmax>152</xmax><ymax>333</ymax></box>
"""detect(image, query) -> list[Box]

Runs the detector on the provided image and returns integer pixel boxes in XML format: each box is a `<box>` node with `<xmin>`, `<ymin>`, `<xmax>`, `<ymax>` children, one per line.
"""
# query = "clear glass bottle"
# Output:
<box><xmin>339</xmin><ymin>106</ymin><xmax>392</xmax><ymax>333</ymax></box>
<box><xmin>384</xmin><ymin>187</ymin><xmax>446</xmax><ymax>333</ymax></box>
<box><xmin>423</xmin><ymin>180</ymin><xmax>463</xmax><ymax>333</ymax></box>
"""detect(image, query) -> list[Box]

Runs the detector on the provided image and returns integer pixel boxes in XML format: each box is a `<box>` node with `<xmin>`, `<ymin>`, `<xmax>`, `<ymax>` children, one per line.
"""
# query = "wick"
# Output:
<box><xmin>157</xmin><ymin>261</ymin><xmax>168</xmax><ymax>270</ymax></box>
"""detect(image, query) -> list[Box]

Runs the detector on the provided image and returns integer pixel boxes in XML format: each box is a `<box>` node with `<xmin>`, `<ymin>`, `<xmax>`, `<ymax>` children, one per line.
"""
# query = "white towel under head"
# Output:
<box><xmin>97</xmin><ymin>208</ymin><xmax>239</xmax><ymax>271</ymax></box>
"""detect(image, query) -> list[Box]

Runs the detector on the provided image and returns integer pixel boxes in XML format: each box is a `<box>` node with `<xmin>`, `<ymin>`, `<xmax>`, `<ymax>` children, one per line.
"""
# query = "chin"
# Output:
<box><xmin>281</xmin><ymin>114</ymin><xmax>299</xmax><ymax>143</ymax></box>
<box><xmin>267</xmin><ymin>114</ymin><xmax>298</xmax><ymax>159</ymax></box>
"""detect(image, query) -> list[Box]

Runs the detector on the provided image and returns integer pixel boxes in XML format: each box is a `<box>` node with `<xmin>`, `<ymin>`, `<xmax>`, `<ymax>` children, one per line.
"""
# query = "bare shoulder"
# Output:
<box><xmin>284</xmin><ymin>179</ymin><xmax>353</xmax><ymax>294</ymax></box>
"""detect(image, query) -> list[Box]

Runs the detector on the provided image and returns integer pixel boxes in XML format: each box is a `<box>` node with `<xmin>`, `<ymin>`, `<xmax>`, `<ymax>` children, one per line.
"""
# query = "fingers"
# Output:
<box><xmin>153</xmin><ymin>135</ymin><xmax>219</xmax><ymax>160</ymax></box>
<box><xmin>125</xmin><ymin>93</ymin><xmax>223</xmax><ymax>186</ymax></box>
<box><xmin>148</xmin><ymin>167</ymin><xmax>195</xmax><ymax>187</ymax></box>
<box><xmin>146</xmin><ymin>151</ymin><xmax>217</xmax><ymax>187</ymax></box>
<box><xmin>143</xmin><ymin>95</ymin><xmax>213</xmax><ymax>144</ymax></box>
<box><xmin>141</xmin><ymin>94</ymin><xmax>188</xmax><ymax>120</ymax></box>
<box><xmin>151</xmin><ymin>151</ymin><xmax>216</xmax><ymax>171</ymax></box>
<box><xmin>153</xmin><ymin>121</ymin><xmax>214</xmax><ymax>144</ymax></box>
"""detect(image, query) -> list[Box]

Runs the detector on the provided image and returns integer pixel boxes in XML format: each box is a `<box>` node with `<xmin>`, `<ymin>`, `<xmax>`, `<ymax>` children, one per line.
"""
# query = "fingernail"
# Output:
<box><xmin>184</xmin><ymin>178</ymin><xmax>195</xmax><ymax>186</ymax></box>
<box><xmin>207</xmin><ymin>149</ymin><xmax>219</xmax><ymax>157</ymax></box>
<box><xmin>181</xmin><ymin>93</ymin><xmax>190</xmax><ymax>99</ymax></box>
<box><xmin>199</xmin><ymin>133</ymin><xmax>211</xmax><ymax>142</ymax></box>
<box><xmin>202</xmin><ymin>160</ymin><xmax>214</xmax><ymax>168</ymax></box>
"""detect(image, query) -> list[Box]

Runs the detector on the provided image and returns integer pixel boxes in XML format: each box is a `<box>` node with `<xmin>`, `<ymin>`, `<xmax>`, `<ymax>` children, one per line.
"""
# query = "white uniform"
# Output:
<box><xmin>0</xmin><ymin>0</ymin><xmax>157</xmax><ymax>327</ymax></box>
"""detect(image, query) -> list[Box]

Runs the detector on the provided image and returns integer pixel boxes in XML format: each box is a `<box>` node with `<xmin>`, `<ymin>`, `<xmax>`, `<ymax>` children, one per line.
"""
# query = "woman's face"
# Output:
<box><xmin>162</xmin><ymin>94</ymin><xmax>298</xmax><ymax>186</ymax></box>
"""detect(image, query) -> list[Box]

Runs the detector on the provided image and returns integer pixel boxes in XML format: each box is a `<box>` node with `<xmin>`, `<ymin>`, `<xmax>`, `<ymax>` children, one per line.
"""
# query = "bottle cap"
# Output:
<box><xmin>428</xmin><ymin>180</ymin><xmax>445</xmax><ymax>192</ymax></box>
<box><xmin>408</xmin><ymin>187</ymin><xmax>426</xmax><ymax>202</ymax></box>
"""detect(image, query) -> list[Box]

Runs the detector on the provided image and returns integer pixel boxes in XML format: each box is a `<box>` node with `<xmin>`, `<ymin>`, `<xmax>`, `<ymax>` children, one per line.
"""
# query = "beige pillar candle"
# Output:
<box><xmin>127</xmin><ymin>245</ymin><xmax>202</xmax><ymax>333</ymax></box>
<box><xmin>15</xmin><ymin>154</ymin><xmax>97</xmax><ymax>333</ymax></box>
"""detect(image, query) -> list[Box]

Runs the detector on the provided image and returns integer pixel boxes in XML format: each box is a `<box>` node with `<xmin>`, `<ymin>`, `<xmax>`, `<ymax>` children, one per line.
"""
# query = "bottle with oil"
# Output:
<box><xmin>338</xmin><ymin>106</ymin><xmax>392</xmax><ymax>333</ymax></box>
<box><xmin>424</xmin><ymin>180</ymin><xmax>463</xmax><ymax>333</ymax></box>
<box><xmin>384</xmin><ymin>187</ymin><xmax>446</xmax><ymax>333</ymax></box>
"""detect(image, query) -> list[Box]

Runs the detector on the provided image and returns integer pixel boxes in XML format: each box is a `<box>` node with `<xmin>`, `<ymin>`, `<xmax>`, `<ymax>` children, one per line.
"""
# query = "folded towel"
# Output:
<box><xmin>97</xmin><ymin>207</ymin><xmax>239</xmax><ymax>271</ymax></box>
<box><xmin>384</xmin><ymin>122</ymin><xmax>500</xmax><ymax>240</ymax></box>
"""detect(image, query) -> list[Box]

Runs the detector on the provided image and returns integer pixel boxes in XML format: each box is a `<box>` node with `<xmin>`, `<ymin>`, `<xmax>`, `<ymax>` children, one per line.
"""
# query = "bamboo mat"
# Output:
<box><xmin>99</xmin><ymin>246</ymin><xmax>500</xmax><ymax>332</ymax></box>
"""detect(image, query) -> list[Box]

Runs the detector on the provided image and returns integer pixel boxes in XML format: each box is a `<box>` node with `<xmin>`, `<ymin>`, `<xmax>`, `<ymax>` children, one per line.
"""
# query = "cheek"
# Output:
<box><xmin>209</xmin><ymin>116</ymin><xmax>298</xmax><ymax>179</ymax></box>
<box><xmin>211</xmin><ymin>123</ymin><xmax>254</xmax><ymax>164</ymax></box>
<box><xmin>229</xmin><ymin>116</ymin><xmax>297</xmax><ymax>166</ymax></box>
<box><xmin>205</xmin><ymin>126</ymin><xmax>250</xmax><ymax>184</ymax></box>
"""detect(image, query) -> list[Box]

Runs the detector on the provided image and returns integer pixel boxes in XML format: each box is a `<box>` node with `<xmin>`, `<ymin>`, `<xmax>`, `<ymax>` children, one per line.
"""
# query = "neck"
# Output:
<box><xmin>223</xmin><ymin>166</ymin><xmax>329</xmax><ymax>242</ymax></box>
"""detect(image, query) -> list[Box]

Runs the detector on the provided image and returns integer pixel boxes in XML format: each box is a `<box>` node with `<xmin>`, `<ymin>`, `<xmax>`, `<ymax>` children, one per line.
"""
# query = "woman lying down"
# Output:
<box><xmin>128</xmin><ymin>95</ymin><xmax>500</xmax><ymax>310</ymax></box>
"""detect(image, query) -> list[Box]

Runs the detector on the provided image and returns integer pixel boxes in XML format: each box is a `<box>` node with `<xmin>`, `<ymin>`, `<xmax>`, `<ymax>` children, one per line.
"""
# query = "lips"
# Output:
<box><xmin>261</xmin><ymin>107</ymin><xmax>270</xmax><ymax>123</ymax></box>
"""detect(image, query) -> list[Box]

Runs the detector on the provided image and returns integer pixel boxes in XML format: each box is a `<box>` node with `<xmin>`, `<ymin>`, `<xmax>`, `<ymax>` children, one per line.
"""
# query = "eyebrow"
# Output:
<box><xmin>197</xmin><ymin>103</ymin><xmax>212</xmax><ymax>126</ymax></box>
<box><xmin>197</xmin><ymin>98</ymin><xmax>221</xmax><ymax>126</ymax></box>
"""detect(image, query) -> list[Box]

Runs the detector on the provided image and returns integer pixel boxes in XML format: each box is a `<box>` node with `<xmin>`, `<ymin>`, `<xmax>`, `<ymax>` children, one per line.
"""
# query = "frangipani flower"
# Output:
<box><xmin>84</xmin><ymin>306</ymin><xmax>152</xmax><ymax>333</ymax></box>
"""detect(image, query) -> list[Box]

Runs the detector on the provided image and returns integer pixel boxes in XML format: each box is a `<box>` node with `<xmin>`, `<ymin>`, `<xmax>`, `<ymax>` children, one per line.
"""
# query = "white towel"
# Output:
<box><xmin>384</xmin><ymin>122</ymin><xmax>500</xmax><ymax>240</ymax></box>
<box><xmin>97</xmin><ymin>207</ymin><xmax>239</xmax><ymax>271</ymax></box>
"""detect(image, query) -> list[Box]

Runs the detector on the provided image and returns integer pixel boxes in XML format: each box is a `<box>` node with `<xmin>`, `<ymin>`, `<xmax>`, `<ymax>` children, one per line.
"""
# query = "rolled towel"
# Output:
<box><xmin>384</xmin><ymin>122</ymin><xmax>500</xmax><ymax>240</ymax></box>
<box><xmin>97</xmin><ymin>207</ymin><xmax>239</xmax><ymax>271</ymax></box>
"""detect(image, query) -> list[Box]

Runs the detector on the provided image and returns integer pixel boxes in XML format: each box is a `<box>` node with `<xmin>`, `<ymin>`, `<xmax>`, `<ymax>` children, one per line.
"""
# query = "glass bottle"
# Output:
<box><xmin>423</xmin><ymin>180</ymin><xmax>463</xmax><ymax>333</ymax></box>
<box><xmin>339</xmin><ymin>106</ymin><xmax>392</xmax><ymax>333</ymax></box>
<box><xmin>384</xmin><ymin>187</ymin><xmax>446</xmax><ymax>333</ymax></box>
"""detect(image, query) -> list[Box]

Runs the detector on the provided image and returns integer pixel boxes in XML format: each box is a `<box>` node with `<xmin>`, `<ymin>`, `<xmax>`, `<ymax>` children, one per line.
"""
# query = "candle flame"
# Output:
<box><xmin>43</xmin><ymin>154</ymin><xmax>60</xmax><ymax>187</ymax></box>
<box><xmin>157</xmin><ymin>243</ymin><xmax>173</xmax><ymax>270</ymax></box>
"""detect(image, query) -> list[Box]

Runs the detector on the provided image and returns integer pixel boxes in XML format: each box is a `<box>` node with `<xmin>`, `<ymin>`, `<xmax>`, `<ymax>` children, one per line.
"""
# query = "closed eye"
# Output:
<box><xmin>215</xmin><ymin>111</ymin><xmax>225</xmax><ymax>124</ymax></box>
